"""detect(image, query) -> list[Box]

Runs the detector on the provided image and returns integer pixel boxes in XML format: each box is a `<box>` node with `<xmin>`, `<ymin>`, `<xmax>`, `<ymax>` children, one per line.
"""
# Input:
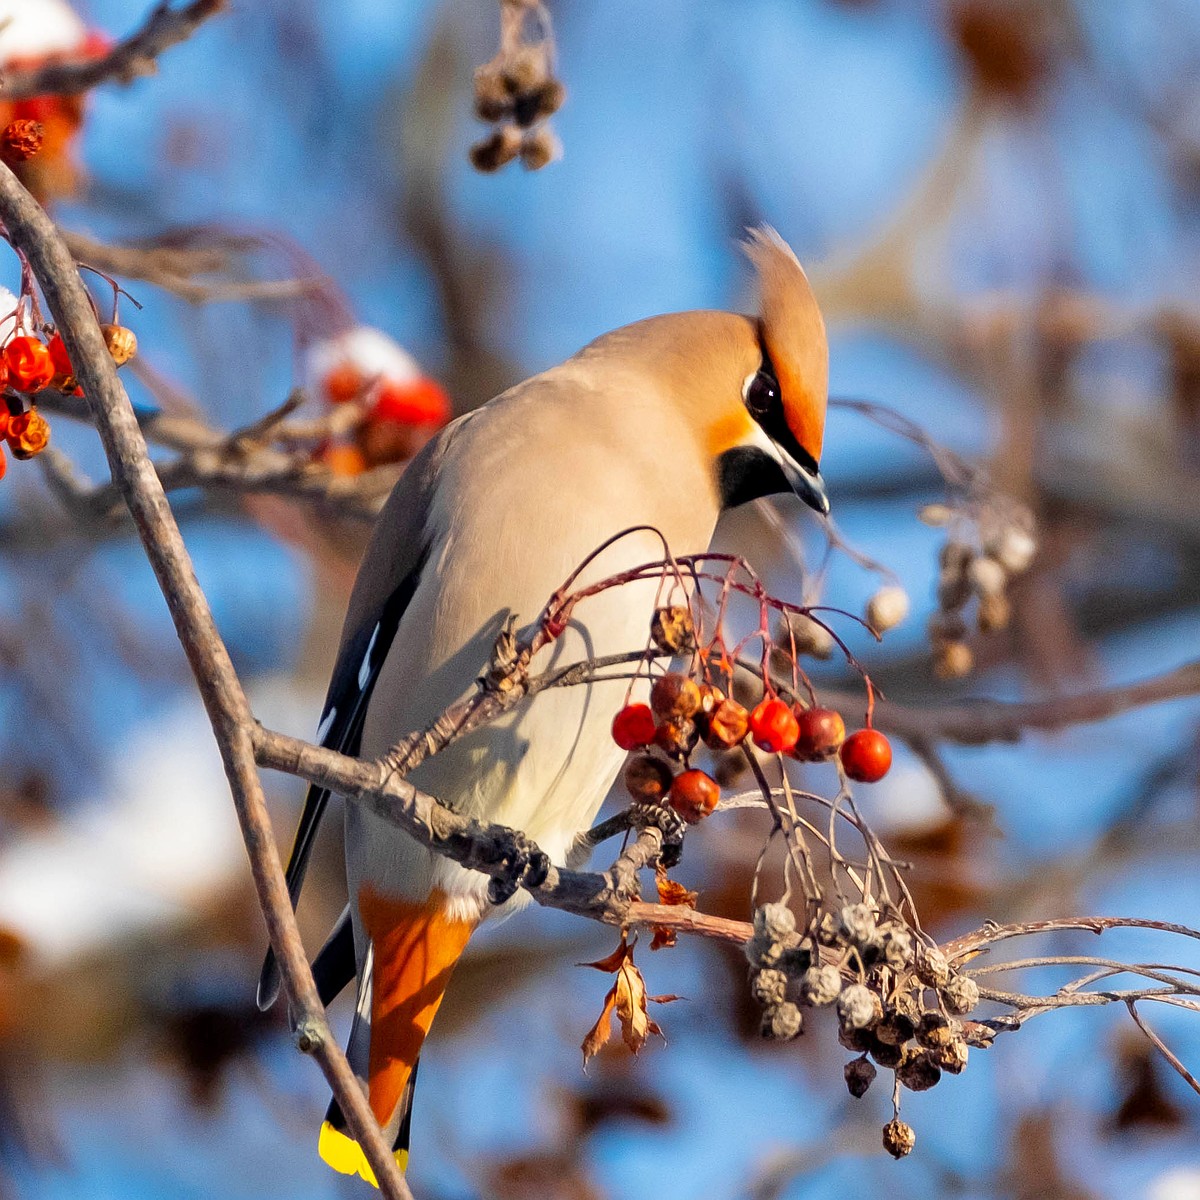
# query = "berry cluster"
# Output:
<box><xmin>470</xmin><ymin>2</ymin><xmax>564</xmax><ymax>172</ymax></box>
<box><xmin>921</xmin><ymin>502</ymin><xmax>1037</xmax><ymax>679</ymax></box>
<box><xmin>745</xmin><ymin>900</ymin><xmax>987</xmax><ymax>1159</ymax></box>
<box><xmin>610</xmin><ymin>605</ymin><xmax>894</xmax><ymax>832</ymax></box>
<box><xmin>304</xmin><ymin>327</ymin><xmax>451</xmax><ymax>475</ymax></box>
<box><xmin>0</xmin><ymin>319</ymin><xmax>136</xmax><ymax>480</ymax></box>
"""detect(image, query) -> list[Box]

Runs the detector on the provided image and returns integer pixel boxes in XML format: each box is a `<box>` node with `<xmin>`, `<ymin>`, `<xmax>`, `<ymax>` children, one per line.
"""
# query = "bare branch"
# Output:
<box><xmin>1</xmin><ymin>0</ymin><xmax>227</xmax><ymax>100</ymax></box>
<box><xmin>0</xmin><ymin>161</ymin><xmax>414</xmax><ymax>1199</ymax></box>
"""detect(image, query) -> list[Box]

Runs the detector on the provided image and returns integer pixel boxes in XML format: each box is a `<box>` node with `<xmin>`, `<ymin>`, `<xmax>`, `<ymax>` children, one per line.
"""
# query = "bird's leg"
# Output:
<box><xmin>485</xmin><ymin>830</ymin><xmax>552</xmax><ymax>905</ymax></box>
<box><xmin>628</xmin><ymin>801</ymin><xmax>687</xmax><ymax>871</ymax></box>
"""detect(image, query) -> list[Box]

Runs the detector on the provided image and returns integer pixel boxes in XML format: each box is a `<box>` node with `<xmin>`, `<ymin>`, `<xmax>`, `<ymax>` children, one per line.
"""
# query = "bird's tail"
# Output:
<box><xmin>318</xmin><ymin>890</ymin><xmax>476</xmax><ymax>1186</ymax></box>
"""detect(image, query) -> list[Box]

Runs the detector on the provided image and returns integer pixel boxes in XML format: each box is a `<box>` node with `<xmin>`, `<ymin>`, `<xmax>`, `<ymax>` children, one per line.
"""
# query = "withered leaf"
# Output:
<box><xmin>580</xmin><ymin>937</ymin><xmax>680</xmax><ymax>1066</ymax></box>
<box><xmin>650</xmin><ymin>870</ymin><xmax>698</xmax><ymax>951</ymax></box>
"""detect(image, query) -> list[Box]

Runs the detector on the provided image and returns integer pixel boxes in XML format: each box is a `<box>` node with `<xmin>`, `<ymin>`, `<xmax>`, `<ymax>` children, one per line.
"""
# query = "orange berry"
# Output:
<box><xmin>650</xmin><ymin>673</ymin><xmax>702</xmax><ymax>721</ymax></box>
<box><xmin>654</xmin><ymin>717</ymin><xmax>699</xmax><ymax>759</ymax></box>
<box><xmin>321</xmin><ymin>443</ymin><xmax>368</xmax><ymax>476</ymax></box>
<box><xmin>840</xmin><ymin>729</ymin><xmax>893</xmax><ymax>783</ymax></box>
<box><xmin>4</xmin><ymin>336</ymin><xmax>54</xmax><ymax>393</ymax></box>
<box><xmin>322</xmin><ymin>361</ymin><xmax>365</xmax><ymax>404</ymax></box>
<box><xmin>1</xmin><ymin>119</ymin><xmax>43</xmax><ymax>163</ymax></box>
<box><xmin>371</xmin><ymin>378</ymin><xmax>451</xmax><ymax>427</ymax></box>
<box><xmin>6</xmin><ymin>407</ymin><xmax>49</xmax><ymax>459</ymax></box>
<box><xmin>669</xmin><ymin>768</ymin><xmax>720</xmax><ymax>824</ymax></box>
<box><xmin>793</xmin><ymin>707</ymin><xmax>846</xmax><ymax>762</ymax></box>
<box><xmin>702</xmin><ymin>698</ymin><xmax>749</xmax><ymax>749</ymax></box>
<box><xmin>0</xmin><ymin>442</ymin><xmax>6</xmax><ymax>481</ymax></box>
<box><xmin>0</xmin><ymin>409</ymin><xmax>8</xmax><ymax>439</ymax></box>
<box><xmin>611</xmin><ymin>703</ymin><xmax>656</xmax><ymax>751</ymax></box>
<box><xmin>100</xmin><ymin>324</ymin><xmax>137</xmax><ymax>367</ymax></box>
<box><xmin>748</xmin><ymin>697</ymin><xmax>799</xmax><ymax>755</ymax></box>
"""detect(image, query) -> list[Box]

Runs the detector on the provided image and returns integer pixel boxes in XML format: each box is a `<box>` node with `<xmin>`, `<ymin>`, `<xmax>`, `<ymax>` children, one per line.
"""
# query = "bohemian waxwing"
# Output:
<box><xmin>259</xmin><ymin>227</ymin><xmax>831</xmax><ymax>1184</ymax></box>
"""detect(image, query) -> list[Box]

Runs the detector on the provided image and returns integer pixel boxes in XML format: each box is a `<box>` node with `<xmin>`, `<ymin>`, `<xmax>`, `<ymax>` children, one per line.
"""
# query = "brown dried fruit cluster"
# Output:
<box><xmin>745</xmin><ymin>900</ymin><xmax>991</xmax><ymax>1158</ymax></box>
<box><xmin>921</xmin><ymin>504</ymin><xmax>1037</xmax><ymax>678</ymax></box>
<box><xmin>471</xmin><ymin>8</ymin><xmax>565</xmax><ymax>173</ymax></box>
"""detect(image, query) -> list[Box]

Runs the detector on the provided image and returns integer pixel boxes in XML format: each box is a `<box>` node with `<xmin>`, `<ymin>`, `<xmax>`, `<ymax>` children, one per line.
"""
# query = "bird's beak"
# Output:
<box><xmin>779</xmin><ymin>453</ymin><xmax>830</xmax><ymax>516</ymax></box>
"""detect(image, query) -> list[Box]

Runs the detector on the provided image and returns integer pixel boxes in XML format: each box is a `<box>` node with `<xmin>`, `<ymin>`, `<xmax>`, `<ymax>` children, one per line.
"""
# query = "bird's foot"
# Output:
<box><xmin>487</xmin><ymin>831</ymin><xmax>552</xmax><ymax>905</ymax></box>
<box><xmin>629</xmin><ymin>801</ymin><xmax>687</xmax><ymax>869</ymax></box>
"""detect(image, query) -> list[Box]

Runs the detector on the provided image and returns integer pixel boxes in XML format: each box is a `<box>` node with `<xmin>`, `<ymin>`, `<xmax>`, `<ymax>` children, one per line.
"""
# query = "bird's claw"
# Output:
<box><xmin>487</xmin><ymin>832</ymin><xmax>551</xmax><ymax>905</ymax></box>
<box><xmin>629</xmin><ymin>801</ymin><xmax>686</xmax><ymax>868</ymax></box>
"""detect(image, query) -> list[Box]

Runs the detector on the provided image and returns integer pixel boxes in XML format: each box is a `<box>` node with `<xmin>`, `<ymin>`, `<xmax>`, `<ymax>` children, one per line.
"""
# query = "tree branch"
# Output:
<box><xmin>1</xmin><ymin>0</ymin><xmax>227</xmax><ymax>100</ymax></box>
<box><xmin>0</xmin><ymin>162</ymin><xmax>414</xmax><ymax>1199</ymax></box>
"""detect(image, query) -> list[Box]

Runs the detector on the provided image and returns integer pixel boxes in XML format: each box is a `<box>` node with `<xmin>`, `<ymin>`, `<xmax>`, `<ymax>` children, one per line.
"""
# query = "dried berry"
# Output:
<box><xmin>753</xmin><ymin>903</ymin><xmax>796</xmax><ymax>942</ymax></box>
<box><xmin>502</xmin><ymin>45</ymin><xmax>548</xmax><ymax>94</ymax></box>
<box><xmin>654</xmin><ymin>717</ymin><xmax>699</xmax><ymax>759</ymax></box>
<box><xmin>942</xmin><ymin>972</ymin><xmax>980</xmax><ymax>1015</ymax></box>
<box><xmin>976</xmin><ymin>591</ymin><xmax>1012</xmax><ymax>634</ymax></box>
<box><xmin>874</xmin><ymin>1012</ymin><xmax>917</xmax><ymax>1047</ymax></box>
<box><xmin>6</xmin><ymin>408</ymin><xmax>49</xmax><ymax>459</ymax></box>
<box><xmin>650</xmin><ymin>605</ymin><xmax>695</xmax><ymax>655</ymax></box>
<box><xmin>868</xmin><ymin>1036</ymin><xmax>904</xmax><ymax>1069</ymax></box>
<box><xmin>1</xmin><ymin>119</ymin><xmax>43</xmax><ymax>163</ymax></box>
<box><xmin>792</xmin><ymin>706</ymin><xmax>845</xmax><ymax>761</ymax></box>
<box><xmin>650</xmin><ymin>673</ymin><xmax>702</xmax><ymax>721</ymax></box>
<box><xmin>611</xmin><ymin>703</ymin><xmax>656</xmax><ymax>751</ymax></box>
<box><xmin>866</xmin><ymin>585</ymin><xmax>909</xmax><ymax>632</ymax></box>
<box><xmin>668</xmin><ymin>768</ymin><xmax>719</xmax><ymax>824</ymax></box>
<box><xmin>469</xmin><ymin>125</ymin><xmax>522</xmax><ymax>172</ymax></box>
<box><xmin>530</xmin><ymin>78</ymin><xmax>566</xmax><ymax>119</ymax></box>
<box><xmin>882</xmin><ymin>1118</ymin><xmax>916</xmax><ymax>1159</ymax></box>
<box><xmin>100</xmin><ymin>324</ymin><xmax>137</xmax><ymax>367</ymax></box>
<box><xmin>897</xmin><ymin>1050</ymin><xmax>942</xmax><ymax>1092</ymax></box>
<box><xmin>4</xmin><ymin>336</ymin><xmax>54</xmax><ymax>393</ymax></box>
<box><xmin>837</xmin><ymin>1023</ymin><xmax>873</xmax><ymax>1053</ymax></box>
<box><xmin>915</xmin><ymin>1011</ymin><xmax>955</xmax><ymax>1049</ymax></box>
<box><xmin>749</xmin><ymin>697</ymin><xmax>799</xmax><ymax>755</ymax></box>
<box><xmin>519</xmin><ymin>127</ymin><xmax>560</xmax><ymax>170</ymax></box>
<box><xmin>800</xmin><ymin>964</ymin><xmax>843</xmax><ymax>1007</ymax></box>
<box><xmin>967</xmin><ymin>555</ymin><xmax>1006</xmax><ymax>598</ymax></box>
<box><xmin>990</xmin><ymin>527</ymin><xmax>1037</xmax><ymax>573</ymax></box>
<box><xmin>840</xmin><ymin>729</ymin><xmax>892</xmax><ymax>783</ymax></box>
<box><xmin>838</xmin><ymin>903</ymin><xmax>877</xmax><ymax>947</ymax></box>
<box><xmin>750</xmin><ymin>968</ymin><xmax>787</xmax><ymax>1008</ymax></box>
<box><xmin>761</xmin><ymin>1001</ymin><xmax>802</xmax><ymax>1041</ymax></box>
<box><xmin>623</xmin><ymin>755</ymin><xmax>673</xmax><ymax>803</ymax></box>
<box><xmin>845</xmin><ymin>1055</ymin><xmax>876</xmax><ymax>1098</ymax></box>
<box><xmin>919</xmin><ymin>503</ymin><xmax>953</xmax><ymax>526</ymax></box>
<box><xmin>473</xmin><ymin>65</ymin><xmax>513</xmax><ymax>121</ymax></box>
<box><xmin>703</xmin><ymin>698</ymin><xmax>750</xmax><ymax>749</ymax></box>
<box><xmin>837</xmin><ymin>983</ymin><xmax>882</xmax><ymax>1032</ymax></box>
<box><xmin>880</xmin><ymin>925</ymin><xmax>915</xmax><ymax>970</ymax></box>
<box><xmin>915</xmin><ymin>945</ymin><xmax>950</xmax><ymax>989</ymax></box>
<box><xmin>932</xmin><ymin>1037</ymin><xmax>969</xmax><ymax>1075</ymax></box>
<box><xmin>777</xmin><ymin>938</ymin><xmax>813</xmax><ymax>976</ymax></box>
<box><xmin>933</xmin><ymin>640</ymin><xmax>974</xmax><ymax>680</ymax></box>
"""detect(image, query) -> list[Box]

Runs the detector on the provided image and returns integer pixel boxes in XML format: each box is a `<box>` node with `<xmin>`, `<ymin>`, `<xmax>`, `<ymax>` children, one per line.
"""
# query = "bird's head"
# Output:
<box><xmin>714</xmin><ymin>226</ymin><xmax>829</xmax><ymax>516</ymax></box>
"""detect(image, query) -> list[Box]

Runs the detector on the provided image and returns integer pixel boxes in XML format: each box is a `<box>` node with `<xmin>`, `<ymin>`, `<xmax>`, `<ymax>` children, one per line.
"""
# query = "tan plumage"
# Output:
<box><xmin>261</xmin><ymin>229</ymin><xmax>831</xmax><ymax>1184</ymax></box>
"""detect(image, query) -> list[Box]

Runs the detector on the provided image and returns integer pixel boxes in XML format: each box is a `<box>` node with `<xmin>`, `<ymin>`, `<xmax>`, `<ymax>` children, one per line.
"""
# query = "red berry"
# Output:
<box><xmin>793</xmin><ymin>707</ymin><xmax>846</xmax><ymax>761</ymax></box>
<box><xmin>323</xmin><ymin>362</ymin><xmax>365</xmax><ymax>404</ymax></box>
<box><xmin>4</xmin><ymin>336</ymin><xmax>54</xmax><ymax>393</ymax></box>
<box><xmin>669</xmin><ymin>768</ymin><xmax>720</xmax><ymax>824</ymax></box>
<box><xmin>840</xmin><ymin>729</ymin><xmax>893</xmax><ymax>782</ymax></box>
<box><xmin>47</xmin><ymin>333</ymin><xmax>72</xmax><ymax>378</ymax></box>
<box><xmin>611</xmin><ymin>703</ymin><xmax>656</xmax><ymax>751</ymax></box>
<box><xmin>748</xmin><ymin>697</ymin><xmax>799</xmax><ymax>755</ymax></box>
<box><xmin>371</xmin><ymin>377</ymin><xmax>451</xmax><ymax>427</ymax></box>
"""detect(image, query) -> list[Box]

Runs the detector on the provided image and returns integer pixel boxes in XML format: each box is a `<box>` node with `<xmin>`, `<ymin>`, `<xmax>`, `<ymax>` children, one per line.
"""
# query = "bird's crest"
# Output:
<box><xmin>743</xmin><ymin>226</ymin><xmax>828</xmax><ymax>468</ymax></box>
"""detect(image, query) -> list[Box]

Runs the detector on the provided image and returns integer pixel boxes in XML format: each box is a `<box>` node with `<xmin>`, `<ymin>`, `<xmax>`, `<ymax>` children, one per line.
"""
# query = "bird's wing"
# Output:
<box><xmin>256</xmin><ymin>417</ymin><xmax>472</xmax><ymax>1011</ymax></box>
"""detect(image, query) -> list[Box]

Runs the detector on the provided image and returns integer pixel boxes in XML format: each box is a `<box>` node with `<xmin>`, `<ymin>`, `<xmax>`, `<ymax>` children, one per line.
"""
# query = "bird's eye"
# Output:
<box><xmin>745</xmin><ymin>370</ymin><xmax>779</xmax><ymax>420</ymax></box>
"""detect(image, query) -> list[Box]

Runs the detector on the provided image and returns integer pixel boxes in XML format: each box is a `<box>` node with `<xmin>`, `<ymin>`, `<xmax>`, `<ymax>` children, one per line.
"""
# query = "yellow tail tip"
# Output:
<box><xmin>319</xmin><ymin>1121</ymin><xmax>408</xmax><ymax>1188</ymax></box>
